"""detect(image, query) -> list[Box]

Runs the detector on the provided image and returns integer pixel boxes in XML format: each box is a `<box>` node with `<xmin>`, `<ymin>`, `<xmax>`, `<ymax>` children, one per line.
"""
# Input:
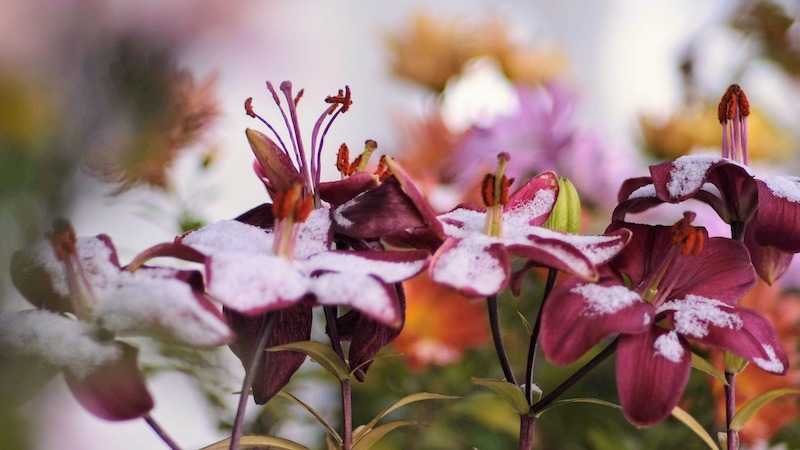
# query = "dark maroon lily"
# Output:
<box><xmin>4</xmin><ymin>219</ymin><xmax>232</xmax><ymax>420</ymax></box>
<box><xmin>613</xmin><ymin>85</ymin><xmax>800</xmax><ymax>284</ymax></box>
<box><xmin>540</xmin><ymin>213</ymin><xmax>788</xmax><ymax>426</ymax></box>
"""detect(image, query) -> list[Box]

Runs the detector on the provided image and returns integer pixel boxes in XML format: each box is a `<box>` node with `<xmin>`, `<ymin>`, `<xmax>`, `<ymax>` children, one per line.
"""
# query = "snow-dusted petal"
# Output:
<box><xmin>206</xmin><ymin>252</ymin><xmax>308</xmax><ymax>315</ymax></box>
<box><xmin>508</xmin><ymin>235</ymin><xmax>596</xmax><ymax>281</ymax></box>
<box><xmin>525</xmin><ymin>227</ymin><xmax>631</xmax><ymax>266</ymax></box>
<box><xmin>504</xmin><ymin>172</ymin><xmax>558</xmax><ymax>227</ymax></box>
<box><xmin>94</xmin><ymin>272</ymin><xmax>233</xmax><ymax>347</ymax></box>
<box><xmin>541</xmin><ymin>278</ymin><xmax>652</xmax><ymax>365</ymax></box>
<box><xmin>429</xmin><ymin>237</ymin><xmax>510</xmax><ymax>297</ymax></box>
<box><xmin>309</xmin><ymin>272</ymin><xmax>400</xmax><ymax>326</ymax></box>
<box><xmin>657</xmin><ymin>295</ymin><xmax>743</xmax><ymax>339</ymax></box>
<box><xmin>658</xmin><ymin>154</ymin><xmax>723</xmax><ymax>199</ymax></box>
<box><xmin>0</xmin><ymin>310</ymin><xmax>122</xmax><ymax>379</ymax></box>
<box><xmin>438</xmin><ymin>208</ymin><xmax>487</xmax><ymax>237</ymax></box>
<box><xmin>303</xmin><ymin>250</ymin><xmax>428</xmax><ymax>283</ymax></box>
<box><xmin>616</xmin><ymin>328</ymin><xmax>692</xmax><ymax>426</ymax></box>
<box><xmin>295</xmin><ymin>208</ymin><xmax>333</xmax><ymax>258</ymax></box>
<box><xmin>65</xmin><ymin>342</ymin><xmax>154</xmax><ymax>421</ymax></box>
<box><xmin>180</xmin><ymin>219</ymin><xmax>274</xmax><ymax>255</ymax></box>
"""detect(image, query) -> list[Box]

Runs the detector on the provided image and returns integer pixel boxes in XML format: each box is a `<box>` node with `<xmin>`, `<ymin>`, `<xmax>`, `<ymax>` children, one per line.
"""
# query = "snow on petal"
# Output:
<box><xmin>763</xmin><ymin>175</ymin><xmax>800</xmax><ymax>203</ymax></box>
<box><xmin>653</xmin><ymin>330</ymin><xmax>684</xmax><ymax>363</ymax></box>
<box><xmin>657</xmin><ymin>295</ymin><xmax>743</xmax><ymax>339</ymax></box>
<box><xmin>752</xmin><ymin>344</ymin><xmax>785</xmax><ymax>373</ymax></box>
<box><xmin>430</xmin><ymin>237</ymin><xmax>508</xmax><ymax>297</ymax></box>
<box><xmin>528</xmin><ymin>227</ymin><xmax>628</xmax><ymax>265</ymax></box>
<box><xmin>666</xmin><ymin>155</ymin><xmax>721</xmax><ymax>198</ymax></box>
<box><xmin>0</xmin><ymin>310</ymin><xmax>122</xmax><ymax>378</ymax></box>
<box><xmin>206</xmin><ymin>252</ymin><xmax>308</xmax><ymax>314</ymax></box>
<box><xmin>571</xmin><ymin>283</ymin><xmax>642</xmax><ymax>316</ymax></box>
<box><xmin>628</xmin><ymin>184</ymin><xmax>656</xmax><ymax>200</ymax></box>
<box><xmin>304</xmin><ymin>251</ymin><xmax>427</xmax><ymax>283</ymax></box>
<box><xmin>94</xmin><ymin>273</ymin><xmax>232</xmax><ymax>347</ymax></box>
<box><xmin>438</xmin><ymin>208</ymin><xmax>486</xmax><ymax>237</ymax></box>
<box><xmin>310</xmin><ymin>272</ymin><xmax>399</xmax><ymax>325</ymax></box>
<box><xmin>295</xmin><ymin>208</ymin><xmax>333</xmax><ymax>258</ymax></box>
<box><xmin>503</xmin><ymin>188</ymin><xmax>557</xmax><ymax>227</ymax></box>
<box><xmin>180</xmin><ymin>220</ymin><xmax>274</xmax><ymax>255</ymax></box>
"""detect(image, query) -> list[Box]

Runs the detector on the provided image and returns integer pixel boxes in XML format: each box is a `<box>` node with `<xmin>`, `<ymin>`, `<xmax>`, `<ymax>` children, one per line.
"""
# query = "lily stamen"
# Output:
<box><xmin>718</xmin><ymin>84</ymin><xmax>750</xmax><ymax>165</ymax></box>
<box><xmin>482</xmin><ymin>153</ymin><xmax>513</xmax><ymax>237</ymax></box>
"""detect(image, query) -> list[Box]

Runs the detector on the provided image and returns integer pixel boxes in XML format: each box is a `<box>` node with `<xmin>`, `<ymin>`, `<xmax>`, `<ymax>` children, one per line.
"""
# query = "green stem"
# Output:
<box><xmin>524</xmin><ymin>269</ymin><xmax>558</xmax><ymax>404</ymax></box>
<box><xmin>230</xmin><ymin>313</ymin><xmax>276</xmax><ymax>450</ymax></box>
<box><xmin>487</xmin><ymin>295</ymin><xmax>517</xmax><ymax>385</ymax></box>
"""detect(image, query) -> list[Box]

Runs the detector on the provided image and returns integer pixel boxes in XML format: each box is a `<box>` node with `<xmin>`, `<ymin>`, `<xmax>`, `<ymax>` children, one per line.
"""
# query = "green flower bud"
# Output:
<box><xmin>724</xmin><ymin>351</ymin><xmax>749</xmax><ymax>375</ymax></box>
<box><xmin>543</xmin><ymin>177</ymin><xmax>581</xmax><ymax>234</ymax></box>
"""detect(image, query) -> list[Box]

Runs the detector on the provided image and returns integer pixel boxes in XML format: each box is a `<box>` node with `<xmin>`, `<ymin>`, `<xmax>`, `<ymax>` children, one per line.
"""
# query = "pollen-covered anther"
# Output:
<box><xmin>374</xmin><ymin>155</ymin><xmax>391</xmax><ymax>182</ymax></box>
<box><xmin>718</xmin><ymin>84</ymin><xmax>750</xmax><ymax>124</ymax></box>
<box><xmin>325</xmin><ymin>86</ymin><xmax>353</xmax><ymax>113</ymax></box>
<box><xmin>244</xmin><ymin>97</ymin><xmax>256</xmax><ymax>118</ymax></box>
<box><xmin>271</xmin><ymin>183</ymin><xmax>310</xmax><ymax>222</ymax></box>
<box><xmin>336</xmin><ymin>143</ymin><xmax>351</xmax><ymax>176</ymax></box>
<box><xmin>481</xmin><ymin>174</ymin><xmax>496</xmax><ymax>207</ymax></box>
<box><xmin>670</xmin><ymin>213</ymin><xmax>705</xmax><ymax>256</ymax></box>
<box><xmin>47</xmin><ymin>218</ymin><xmax>77</xmax><ymax>261</ymax></box>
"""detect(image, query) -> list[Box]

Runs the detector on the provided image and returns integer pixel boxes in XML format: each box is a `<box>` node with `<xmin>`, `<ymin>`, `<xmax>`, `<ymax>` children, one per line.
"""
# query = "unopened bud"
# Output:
<box><xmin>724</xmin><ymin>351</ymin><xmax>749</xmax><ymax>375</ymax></box>
<box><xmin>543</xmin><ymin>177</ymin><xmax>581</xmax><ymax>234</ymax></box>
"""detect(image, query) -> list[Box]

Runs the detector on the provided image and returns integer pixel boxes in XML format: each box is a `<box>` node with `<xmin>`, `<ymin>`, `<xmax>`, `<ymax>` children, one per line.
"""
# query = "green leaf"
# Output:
<box><xmin>671</xmin><ymin>406</ymin><xmax>719</xmax><ymax>450</ymax></box>
<box><xmin>517</xmin><ymin>312</ymin><xmax>532</xmax><ymax>335</ymax></box>
<box><xmin>356</xmin><ymin>392</ymin><xmax>458</xmax><ymax>441</ymax></box>
<box><xmin>472</xmin><ymin>378</ymin><xmax>529</xmax><ymax>415</ymax></box>
<box><xmin>199</xmin><ymin>435</ymin><xmax>311</xmax><ymax>450</ymax></box>
<box><xmin>731</xmin><ymin>388</ymin><xmax>800</xmax><ymax>432</ymax></box>
<box><xmin>534</xmin><ymin>397</ymin><xmax>619</xmax><ymax>417</ymax></box>
<box><xmin>691</xmin><ymin>352</ymin><xmax>728</xmax><ymax>386</ymax></box>
<box><xmin>352</xmin><ymin>420</ymin><xmax>416</xmax><ymax>450</ymax></box>
<box><xmin>268</xmin><ymin>341</ymin><xmax>350</xmax><ymax>381</ymax></box>
<box><xmin>277</xmin><ymin>390</ymin><xmax>342</xmax><ymax>445</ymax></box>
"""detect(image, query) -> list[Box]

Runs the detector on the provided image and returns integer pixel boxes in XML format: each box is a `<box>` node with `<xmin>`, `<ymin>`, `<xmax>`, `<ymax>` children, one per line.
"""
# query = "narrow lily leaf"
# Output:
<box><xmin>671</xmin><ymin>406</ymin><xmax>719</xmax><ymax>450</ymax></box>
<box><xmin>199</xmin><ymin>435</ymin><xmax>310</xmax><ymax>450</ymax></box>
<box><xmin>534</xmin><ymin>397</ymin><xmax>619</xmax><ymax>417</ymax></box>
<box><xmin>277</xmin><ymin>390</ymin><xmax>342</xmax><ymax>445</ymax></box>
<box><xmin>268</xmin><ymin>341</ymin><xmax>350</xmax><ymax>381</ymax></box>
<box><xmin>357</xmin><ymin>392</ymin><xmax>458</xmax><ymax>441</ymax></box>
<box><xmin>472</xmin><ymin>378</ymin><xmax>529</xmax><ymax>415</ymax></box>
<box><xmin>517</xmin><ymin>312</ymin><xmax>533</xmax><ymax>336</ymax></box>
<box><xmin>352</xmin><ymin>420</ymin><xmax>416</xmax><ymax>450</ymax></box>
<box><xmin>690</xmin><ymin>352</ymin><xmax>728</xmax><ymax>386</ymax></box>
<box><xmin>325</xmin><ymin>435</ymin><xmax>338</xmax><ymax>450</ymax></box>
<box><xmin>730</xmin><ymin>388</ymin><xmax>800</xmax><ymax>432</ymax></box>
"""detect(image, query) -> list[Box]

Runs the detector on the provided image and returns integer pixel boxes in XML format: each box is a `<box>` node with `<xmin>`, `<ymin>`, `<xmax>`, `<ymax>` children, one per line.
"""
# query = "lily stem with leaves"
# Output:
<box><xmin>487</xmin><ymin>294</ymin><xmax>517</xmax><ymax>386</ymax></box>
<box><xmin>325</xmin><ymin>306</ymin><xmax>353</xmax><ymax>450</ymax></box>
<box><xmin>229</xmin><ymin>313</ymin><xmax>277</xmax><ymax>450</ymax></box>
<box><xmin>524</xmin><ymin>268</ymin><xmax>559</xmax><ymax>404</ymax></box>
<box><xmin>144</xmin><ymin>415</ymin><xmax>182</xmax><ymax>450</ymax></box>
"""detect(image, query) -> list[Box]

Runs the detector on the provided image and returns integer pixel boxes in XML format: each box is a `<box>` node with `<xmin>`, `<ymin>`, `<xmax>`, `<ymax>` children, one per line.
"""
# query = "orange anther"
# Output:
<box><xmin>670</xmin><ymin>212</ymin><xmax>704</xmax><ymax>256</ymax></box>
<box><xmin>47</xmin><ymin>219</ymin><xmax>77</xmax><ymax>261</ymax></box>
<box><xmin>718</xmin><ymin>84</ymin><xmax>750</xmax><ymax>124</ymax></box>
<box><xmin>244</xmin><ymin>97</ymin><xmax>256</xmax><ymax>118</ymax></box>
<box><xmin>336</xmin><ymin>143</ymin><xmax>351</xmax><ymax>176</ymax></box>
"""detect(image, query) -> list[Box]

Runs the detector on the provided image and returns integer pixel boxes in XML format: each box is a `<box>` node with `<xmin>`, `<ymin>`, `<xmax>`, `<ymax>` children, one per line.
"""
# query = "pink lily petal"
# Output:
<box><xmin>65</xmin><ymin>342</ymin><xmax>154</xmax><ymax>421</ymax></box>
<box><xmin>310</xmin><ymin>272</ymin><xmax>401</xmax><ymax>326</ymax></box>
<box><xmin>429</xmin><ymin>237</ymin><xmax>510</xmax><ymax>297</ymax></box>
<box><xmin>303</xmin><ymin>249</ymin><xmax>429</xmax><ymax>283</ymax></box>
<box><xmin>246</xmin><ymin>128</ymin><xmax>304</xmax><ymax>196</ymax></box>
<box><xmin>226</xmin><ymin>306</ymin><xmax>312</xmax><ymax>404</ymax></box>
<box><xmin>504</xmin><ymin>171</ymin><xmax>559</xmax><ymax>226</ymax></box>
<box><xmin>754</xmin><ymin>177</ymin><xmax>800</xmax><ymax>252</ymax></box>
<box><xmin>541</xmin><ymin>277</ymin><xmax>654</xmax><ymax>365</ymax></box>
<box><xmin>318</xmin><ymin>171</ymin><xmax>379</xmax><ymax>206</ymax></box>
<box><xmin>612</xmin><ymin>177</ymin><xmax>661</xmax><ymax>222</ymax></box>
<box><xmin>508</xmin><ymin>237</ymin><xmax>596</xmax><ymax>281</ymax></box>
<box><xmin>93</xmin><ymin>270</ymin><xmax>233</xmax><ymax>347</ymax></box>
<box><xmin>616</xmin><ymin>328</ymin><xmax>691</xmax><ymax>426</ymax></box>
<box><xmin>745</xmin><ymin>216</ymin><xmax>793</xmax><ymax>285</ymax></box>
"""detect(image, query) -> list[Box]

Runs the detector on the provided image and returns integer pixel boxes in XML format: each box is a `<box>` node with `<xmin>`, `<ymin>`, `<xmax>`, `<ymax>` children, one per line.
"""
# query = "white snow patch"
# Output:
<box><xmin>571</xmin><ymin>283</ymin><xmax>641</xmax><ymax>316</ymax></box>
<box><xmin>304</xmin><ymin>251</ymin><xmax>425</xmax><ymax>283</ymax></box>
<box><xmin>504</xmin><ymin>189</ymin><xmax>557</xmax><ymax>227</ymax></box>
<box><xmin>657</xmin><ymin>295</ymin><xmax>742</xmax><ymax>338</ymax></box>
<box><xmin>296</xmin><ymin>208</ymin><xmax>333</xmax><ymax>258</ymax></box>
<box><xmin>311</xmin><ymin>272</ymin><xmax>396</xmax><ymax>324</ymax></box>
<box><xmin>763</xmin><ymin>176</ymin><xmax>800</xmax><ymax>203</ymax></box>
<box><xmin>181</xmin><ymin>220</ymin><xmax>274</xmax><ymax>255</ymax></box>
<box><xmin>431</xmin><ymin>237</ymin><xmax>504</xmax><ymax>295</ymax></box>
<box><xmin>753</xmin><ymin>344</ymin><xmax>785</xmax><ymax>373</ymax></box>
<box><xmin>666</xmin><ymin>155</ymin><xmax>721</xmax><ymax>198</ymax></box>
<box><xmin>438</xmin><ymin>208</ymin><xmax>487</xmax><ymax>238</ymax></box>
<box><xmin>628</xmin><ymin>184</ymin><xmax>656</xmax><ymax>200</ymax></box>
<box><xmin>654</xmin><ymin>330</ymin><xmax>684</xmax><ymax>363</ymax></box>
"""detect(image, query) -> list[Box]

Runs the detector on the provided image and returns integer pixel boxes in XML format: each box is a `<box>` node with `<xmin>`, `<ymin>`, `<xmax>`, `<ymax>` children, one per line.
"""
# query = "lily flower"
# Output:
<box><xmin>3</xmin><ymin>219</ymin><xmax>232</xmax><ymax>420</ymax></box>
<box><xmin>178</xmin><ymin>186</ymin><xmax>429</xmax><ymax>400</ymax></box>
<box><xmin>614</xmin><ymin>84</ymin><xmax>800</xmax><ymax>283</ymax></box>
<box><xmin>335</xmin><ymin>154</ymin><xmax>632</xmax><ymax>297</ymax></box>
<box><xmin>540</xmin><ymin>212</ymin><xmax>788</xmax><ymax>426</ymax></box>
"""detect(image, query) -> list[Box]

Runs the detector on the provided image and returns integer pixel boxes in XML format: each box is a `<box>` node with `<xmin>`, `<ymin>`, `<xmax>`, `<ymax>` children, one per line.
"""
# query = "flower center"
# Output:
<box><xmin>718</xmin><ymin>84</ymin><xmax>750</xmax><ymax>165</ymax></box>
<box><xmin>638</xmin><ymin>212</ymin><xmax>705</xmax><ymax>305</ymax></box>
<box><xmin>335</xmin><ymin>140</ymin><xmax>390</xmax><ymax>181</ymax></box>
<box><xmin>272</xmin><ymin>183</ymin><xmax>314</xmax><ymax>260</ymax></box>
<box><xmin>47</xmin><ymin>219</ymin><xmax>95</xmax><ymax>319</ymax></box>
<box><xmin>481</xmin><ymin>152</ymin><xmax>514</xmax><ymax>237</ymax></box>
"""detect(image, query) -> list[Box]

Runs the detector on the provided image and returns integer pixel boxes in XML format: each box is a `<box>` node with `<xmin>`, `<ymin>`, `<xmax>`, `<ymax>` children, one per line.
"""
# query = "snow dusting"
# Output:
<box><xmin>181</xmin><ymin>220</ymin><xmax>274</xmax><ymax>255</ymax></box>
<box><xmin>438</xmin><ymin>208</ymin><xmax>487</xmax><ymax>238</ymax></box>
<box><xmin>628</xmin><ymin>184</ymin><xmax>656</xmax><ymax>200</ymax></box>
<box><xmin>571</xmin><ymin>283</ymin><xmax>641</xmax><ymax>316</ymax></box>
<box><xmin>654</xmin><ymin>330</ymin><xmax>684</xmax><ymax>363</ymax></box>
<box><xmin>504</xmin><ymin>189</ymin><xmax>556</xmax><ymax>226</ymax></box>
<box><xmin>304</xmin><ymin>251</ymin><xmax>426</xmax><ymax>283</ymax></box>
<box><xmin>752</xmin><ymin>344</ymin><xmax>785</xmax><ymax>373</ymax></box>
<box><xmin>0</xmin><ymin>310</ymin><xmax>122</xmax><ymax>379</ymax></box>
<box><xmin>763</xmin><ymin>176</ymin><xmax>800</xmax><ymax>203</ymax></box>
<box><xmin>295</xmin><ymin>208</ymin><xmax>333</xmax><ymax>258</ymax></box>
<box><xmin>666</xmin><ymin>155</ymin><xmax>721</xmax><ymax>198</ymax></box>
<box><xmin>657</xmin><ymin>295</ymin><xmax>742</xmax><ymax>338</ymax></box>
<box><xmin>431</xmin><ymin>237</ymin><xmax>505</xmax><ymax>295</ymax></box>
<box><xmin>311</xmin><ymin>272</ymin><xmax>396</xmax><ymax>324</ymax></box>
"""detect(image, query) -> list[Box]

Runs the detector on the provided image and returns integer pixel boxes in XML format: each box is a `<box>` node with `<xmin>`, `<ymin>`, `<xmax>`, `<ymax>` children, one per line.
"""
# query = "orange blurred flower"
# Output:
<box><xmin>393</xmin><ymin>272</ymin><xmax>490</xmax><ymax>370</ymax></box>
<box><xmin>713</xmin><ymin>280</ymin><xmax>800</xmax><ymax>445</ymax></box>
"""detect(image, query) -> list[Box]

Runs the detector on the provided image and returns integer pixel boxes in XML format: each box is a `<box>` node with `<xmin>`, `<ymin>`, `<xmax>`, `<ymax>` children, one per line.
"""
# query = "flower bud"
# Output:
<box><xmin>543</xmin><ymin>177</ymin><xmax>581</xmax><ymax>234</ymax></box>
<box><xmin>723</xmin><ymin>351</ymin><xmax>749</xmax><ymax>375</ymax></box>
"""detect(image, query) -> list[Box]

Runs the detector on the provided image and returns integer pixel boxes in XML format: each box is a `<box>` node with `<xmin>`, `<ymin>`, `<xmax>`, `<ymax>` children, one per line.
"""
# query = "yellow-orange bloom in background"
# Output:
<box><xmin>386</xmin><ymin>12</ymin><xmax>566</xmax><ymax>92</ymax></box>
<box><xmin>713</xmin><ymin>280</ymin><xmax>800</xmax><ymax>445</ymax></box>
<box><xmin>393</xmin><ymin>272</ymin><xmax>490</xmax><ymax>370</ymax></box>
<box><xmin>639</xmin><ymin>102</ymin><xmax>793</xmax><ymax>162</ymax></box>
